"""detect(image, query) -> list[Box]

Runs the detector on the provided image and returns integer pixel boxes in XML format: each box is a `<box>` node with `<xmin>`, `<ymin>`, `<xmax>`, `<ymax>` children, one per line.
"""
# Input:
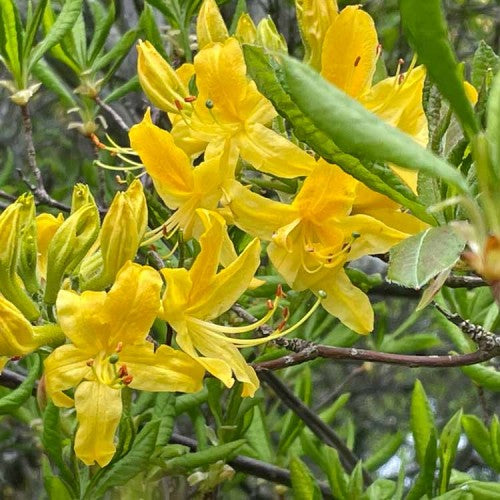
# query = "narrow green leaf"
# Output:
<box><xmin>279</xmin><ymin>52</ymin><xmax>470</xmax><ymax>194</ymax></box>
<box><xmin>243</xmin><ymin>45</ymin><xmax>435</xmax><ymax>224</ymax></box>
<box><xmin>93</xmin><ymin>29</ymin><xmax>137</xmax><ymax>74</ymax></box>
<box><xmin>400</xmin><ymin>0</ymin><xmax>479</xmax><ymax>139</ymax></box>
<box><xmin>439</xmin><ymin>409</ymin><xmax>463</xmax><ymax>494</ymax></box>
<box><xmin>86</xmin><ymin>421</ymin><xmax>160</xmax><ymax>498</ymax></box>
<box><xmin>153</xmin><ymin>393</ymin><xmax>176</xmax><ymax>447</ymax></box>
<box><xmin>362</xmin><ymin>479</ymin><xmax>397</xmax><ymax>500</ymax></box>
<box><xmin>486</xmin><ymin>70</ymin><xmax>500</xmax><ymax>176</ymax></box>
<box><xmin>489</xmin><ymin>416</ymin><xmax>500</xmax><ymax>472</ymax></box>
<box><xmin>461</xmin><ymin>414</ymin><xmax>498</xmax><ymax>471</ymax></box>
<box><xmin>410</xmin><ymin>380</ymin><xmax>437</xmax><ymax>467</ymax></box>
<box><xmin>29</xmin><ymin>0</ymin><xmax>83</xmax><ymax>70</ymax></box>
<box><xmin>244</xmin><ymin>404</ymin><xmax>273</xmax><ymax>463</ymax></box>
<box><xmin>0</xmin><ymin>0</ymin><xmax>23</xmax><ymax>82</ymax></box>
<box><xmin>381</xmin><ymin>333</ymin><xmax>440</xmax><ymax>354</ymax></box>
<box><xmin>406</xmin><ymin>435</ymin><xmax>438</xmax><ymax>500</ymax></box>
<box><xmin>348</xmin><ymin>462</ymin><xmax>363</xmax><ymax>499</ymax></box>
<box><xmin>32</xmin><ymin>60</ymin><xmax>76</xmax><ymax>107</ymax></box>
<box><xmin>174</xmin><ymin>387</ymin><xmax>208</xmax><ymax>415</ymax></box>
<box><xmin>289</xmin><ymin>456</ymin><xmax>318</xmax><ymax>500</ymax></box>
<box><xmin>321</xmin><ymin>446</ymin><xmax>349</xmax><ymax>499</ymax></box>
<box><xmin>41</xmin><ymin>402</ymin><xmax>76</xmax><ymax>493</ymax></box>
<box><xmin>42</xmin><ymin>457</ymin><xmax>73</xmax><ymax>500</ymax></box>
<box><xmin>87</xmin><ymin>0</ymin><xmax>116</xmax><ymax>64</ymax></box>
<box><xmin>0</xmin><ymin>354</ymin><xmax>40</xmax><ymax>414</ymax></box>
<box><xmin>471</xmin><ymin>41</ymin><xmax>499</xmax><ymax>90</ymax></box>
<box><xmin>318</xmin><ymin>393</ymin><xmax>350</xmax><ymax>424</ymax></box>
<box><xmin>364</xmin><ymin>432</ymin><xmax>403</xmax><ymax>472</ymax></box>
<box><xmin>23</xmin><ymin>0</ymin><xmax>48</xmax><ymax>61</ymax></box>
<box><xmin>144</xmin><ymin>0</ymin><xmax>177</xmax><ymax>25</ymax></box>
<box><xmin>161</xmin><ymin>439</ymin><xmax>246</xmax><ymax>473</ymax></box>
<box><xmin>103</xmin><ymin>75</ymin><xmax>140</xmax><ymax>103</ymax></box>
<box><xmin>388</xmin><ymin>226</ymin><xmax>465</xmax><ymax>289</ymax></box>
<box><xmin>460</xmin><ymin>363</ymin><xmax>500</xmax><ymax>392</ymax></box>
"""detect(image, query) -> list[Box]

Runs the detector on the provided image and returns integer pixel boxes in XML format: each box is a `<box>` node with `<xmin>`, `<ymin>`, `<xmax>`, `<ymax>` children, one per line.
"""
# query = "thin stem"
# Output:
<box><xmin>19</xmin><ymin>104</ymin><xmax>70</xmax><ymax>212</ymax></box>
<box><xmin>94</xmin><ymin>96</ymin><xmax>130</xmax><ymax>133</ymax></box>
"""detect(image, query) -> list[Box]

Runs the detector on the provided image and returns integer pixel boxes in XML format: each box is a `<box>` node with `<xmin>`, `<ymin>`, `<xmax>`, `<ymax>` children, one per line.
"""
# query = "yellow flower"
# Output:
<box><xmin>79</xmin><ymin>180</ymin><xmax>148</xmax><ymax>290</ymax></box>
<box><xmin>225</xmin><ymin>161</ymin><xmax>416</xmax><ymax>333</ymax></box>
<box><xmin>137</xmin><ymin>38</ymin><xmax>316</xmax><ymax>178</ymax></box>
<box><xmin>159</xmin><ymin>210</ymin><xmax>264</xmax><ymax>397</ymax></box>
<box><xmin>0</xmin><ymin>295</ymin><xmax>64</xmax><ymax>372</ymax></box>
<box><xmin>196</xmin><ymin>0</ymin><xmax>228</xmax><ymax>49</ymax></box>
<box><xmin>235</xmin><ymin>13</ymin><xmax>257</xmax><ymax>44</ymax></box>
<box><xmin>317</xmin><ymin>5</ymin><xmax>428</xmax><ymax>192</ymax></box>
<box><xmin>44</xmin><ymin>262</ymin><xmax>204</xmax><ymax>467</ymax></box>
<box><xmin>36</xmin><ymin>213</ymin><xmax>64</xmax><ymax>280</ymax></box>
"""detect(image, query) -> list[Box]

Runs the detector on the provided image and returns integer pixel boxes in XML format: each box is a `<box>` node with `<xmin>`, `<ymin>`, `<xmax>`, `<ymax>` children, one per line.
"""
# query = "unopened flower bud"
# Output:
<box><xmin>196</xmin><ymin>0</ymin><xmax>229</xmax><ymax>49</ymax></box>
<box><xmin>256</xmin><ymin>17</ymin><xmax>288</xmax><ymax>53</ymax></box>
<box><xmin>235</xmin><ymin>13</ymin><xmax>257</xmax><ymax>44</ymax></box>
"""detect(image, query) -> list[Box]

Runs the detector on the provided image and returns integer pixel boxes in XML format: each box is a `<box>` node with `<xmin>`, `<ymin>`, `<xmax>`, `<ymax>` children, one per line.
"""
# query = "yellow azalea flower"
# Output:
<box><xmin>317</xmin><ymin>5</ymin><xmax>428</xmax><ymax>192</ymax></box>
<box><xmin>129</xmin><ymin>108</ymin><xmax>236</xmax><ymax>240</ymax></box>
<box><xmin>225</xmin><ymin>161</ymin><xmax>416</xmax><ymax>334</ymax></box>
<box><xmin>196</xmin><ymin>0</ymin><xmax>228</xmax><ymax>49</ymax></box>
<box><xmin>79</xmin><ymin>180</ymin><xmax>148</xmax><ymax>290</ymax></box>
<box><xmin>36</xmin><ymin>213</ymin><xmax>64</xmax><ymax>280</ymax></box>
<box><xmin>0</xmin><ymin>295</ymin><xmax>64</xmax><ymax>372</ymax></box>
<box><xmin>159</xmin><ymin>210</ymin><xmax>266</xmax><ymax>397</ymax></box>
<box><xmin>44</xmin><ymin>262</ymin><xmax>204</xmax><ymax>467</ymax></box>
<box><xmin>137</xmin><ymin>38</ymin><xmax>316</xmax><ymax>178</ymax></box>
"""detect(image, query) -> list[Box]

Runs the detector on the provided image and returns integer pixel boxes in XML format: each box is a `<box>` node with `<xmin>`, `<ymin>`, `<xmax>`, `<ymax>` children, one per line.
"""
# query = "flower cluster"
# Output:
<box><xmin>0</xmin><ymin>0</ymin><xmax>432</xmax><ymax>467</ymax></box>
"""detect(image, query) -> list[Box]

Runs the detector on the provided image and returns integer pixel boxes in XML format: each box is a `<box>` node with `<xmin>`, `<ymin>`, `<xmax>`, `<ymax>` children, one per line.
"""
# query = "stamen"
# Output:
<box><xmin>115</xmin><ymin>342</ymin><xmax>123</xmax><ymax>353</ymax></box>
<box><xmin>184</xmin><ymin>95</ymin><xmax>197</xmax><ymax>103</ymax></box>
<box><xmin>118</xmin><ymin>364</ymin><xmax>128</xmax><ymax>378</ymax></box>
<box><xmin>175</xmin><ymin>99</ymin><xmax>183</xmax><ymax>111</ymax></box>
<box><xmin>276</xmin><ymin>284</ymin><xmax>287</xmax><ymax>298</ymax></box>
<box><xmin>121</xmin><ymin>375</ymin><xmax>133</xmax><ymax>385</ymax></box>
<box><xmin>354</xmin><ymin>56</ymin><xmax>361</xmax><ymax>67</ymax></box>
<box><xmin>10</xmin><ymin>356</ymin><xmax>22</xmax><ymax>361</ymax></box>
<box><xmin>86</xmin><ymin>358</ymin><xmax>94</xmax><ymax>367</ymax></box>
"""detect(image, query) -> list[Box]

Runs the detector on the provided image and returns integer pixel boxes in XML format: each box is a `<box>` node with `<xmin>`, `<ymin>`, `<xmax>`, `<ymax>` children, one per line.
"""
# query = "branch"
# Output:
<box><xmin>94</xmin><ymin>96</ymin><xmax>130</xmax><ymax>133</ymax></box>
<box><xmin>19</xmin><ymin>104</ymin><xmax>70</xmax><ymax>212</ymax></box>
<box><xmin>259</xmin><ymin>371</ymin><xmax>372</xmax><ymax>486</ymax></box>
<box><xmin>0</xmin><ymin>189</ymin><xmax>17</xmax><ymax>202</ymax></box>
<box><xmin>170</xmin><ymin>433</ymin><xmax>333</xmax><ymax>498</ymax></box>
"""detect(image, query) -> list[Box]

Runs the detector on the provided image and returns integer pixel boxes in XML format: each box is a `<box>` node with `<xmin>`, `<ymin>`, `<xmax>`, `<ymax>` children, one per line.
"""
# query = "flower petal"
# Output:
<box><xmin>0</xmin><ymin>295</ymin><xmax>36</xmax><ymax>356</ymax></box>
<box><xmin>104</xmin><ymin>262</ymin><xmax>162</xmax><ymax>348</ymax></box>
<box><xmin>36</xmin><ymin>213</ymin><xmax>64</xmax><ymax>279</ymax></box>
<box><xmin>238</xmin><ymin>124</ymin><xmax>316</xmax><ymax>178</ymax></box>
<box><xmin>321</xmin><ymin>6</ymin><xmax>378</xmax><ymax>98</ymax></box>
<box><xmin>196</xmin><ymin>0</ymin><xmax>229</xmax><ymax>49</ymax></box>
<box><xmin>313</xmin><ymin>268</ymin><xmax>373</xmax><ymax>334</ymax></box>
<box><xmin>160</xmin><ymin>267</ymin><xmax>193</xmax><ymax>323</ymax></box>
<box><xmin>44</xmin><ymin>344</ymin><xmax>92</xmax><ymax>408</ymax></box>
<box><xmin>119</xmin><ymin>343</ymin><xmax>204</xmax><ymax>393</ymax></box>
<box><xmin>224</xmin><ymin>180</ymin><xmax>298</xmax><ymax>240</ymax></box>
<box><xmin>129</xmin><ymin>109</ymin><xmax>195</xmax><ymax>207</ymax></box>
<box><xmin>188</xmin><ymin>237</ymin><xmax>261</xmax><ymax>320</ymax></box>
<box><xmin>74</xmin><ymin>381</ymin><xmax>122</xmax><ymax>467</ymax></box>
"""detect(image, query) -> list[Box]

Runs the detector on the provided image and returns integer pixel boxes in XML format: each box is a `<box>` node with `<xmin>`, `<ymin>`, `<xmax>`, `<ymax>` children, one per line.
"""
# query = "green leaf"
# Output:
<box><xmin>364</xmin><ymin>432</ymin><xmax>403</xmax><ymax>472</ymax></box>
<box><xmin>160</xmin><ymin>439</ymin><xmax>246</xmax><ymax>473</ymax></box>
<box><xmin>42</xmin><ymin>457</ymin><xmax>73</xmax><ymax>500</ymax></box>
<box><xmin>41</xmin><ymin>402</ymin><xmax>75</xmax><ymax>494</ymax></box>
<box><xmin>348</xmin><ymin>462</ymin><xmax>364</xmax><ymax>499</ymax></box>
<box><xmin>152</xmin><ymin>393</ymin><xmax>176</xmax><ymax>447</ymax></box>
<box><xmin>362</xmin><ymin>479</ymin><xmax>396</xmax><ymax>500</ymax></box>
<box><xmin>388</xmin><ymin>226</ymin><xmax>465</xmax><ymax>289</ymax></box>
<box><xmin>289</xmin><ymin>456</ymin><xmax>319</xmax><ymax>500</ymax></box>
<box><xmin>103</xmin><ymin>76</ymin><xmax>141</xmax><ymax>103</ymax></box>
<box><xmin>29</xmin><ymin>0</ymin><xmax>83</xmax><ymax>71</ymax></box>
<box><xmin>460</xmin><ymin>363</ymin><xmax>500</xmax><ymax>392</ymax></box>
<box><xmin>244</xmin><ymin>404</ymin><xmax>273</xmax><ymax>463</ymax></box>
<box><xmin>87</xmin><ymin>0</ymin><xmax>116</xmax><ymax>64</ymax></box>
<box><xmin>139</xmin><ymin>4</ymin><xmax>169</xmax><ymax>61</ymax></box>
<box><xmin>410</xmin><ymin>380</ymin><xmax>437</xmax><ymax>467</ymax></box>
<box><xmin>23</xmin><ymin>0</ymin><xmax>48</xmax><ymax>61</ymax></box>
<box><xmin>472</xmin><ymin>41</ymin><xmax>499</xmax><ymax>90</ymax></box>
<box><xmin>380</xmin><ymin>333</ymin><xmax>440</xmax><ymax>354</ymax></box>
<box><xmin>32</xmin><ymin>60</ymin><xmax>76</xmax><ymax>107</ymax></box>
<box><xmin>278</xmin><ymin>52</ymin><xmax>470</xmax><ymax>195</ymax></box>
<box><xmin>486</xmin><ymin>70</ymin><xmax>500</xmax><ymax>176</ymax></box>
<box><xmin>0</xmin><ymin>354</ymin><xmax>40</xmax><ymax>414</ymax></box>
<box><xmin>243</xmin><ymin>45</ymin><xmax>435</xmax><ymax>224</ymax></box>
<box><xmin>400</xmin><ymin>0</ymin><xmax>479</xmax><ymax>139</ymax></box>
<box><xmin>489</xmin><ymin>416</ymin><xmax>500</xmax><ymax>471</ymax></box>
<box><xmin>461</xmin><ymin>414</ymin><xmax>498</xmax><ymax>471</ymax></box>
<box><xmin>406</xmin><ymin>434</ymin><xmax>438</xmax><ymax>500</ymax></box>
<box><xmin>321</xmin><ymin>446</ymin><xmax>349</xmax><ymax>499</ymax></box>
<box><xmin>439</xmin><ymin>409</ymin><xmax>463</xmax><ymax>494</ymax></box>
<box><xmin>0</xmin><ymin>0</ymin><xmax>23</xmax><ymax>83</ymax></box>
<box><xmin>174</xmin><ymin>387</ymin><xmax>208</xmax><ymax>415</ymax></box>
<box><xmin>318</xmin><ymin>393</ymin><xmax>350</xmax><ymax>424</ymax></box>
<box><xmin>85</xmin><ymin>421</ymin><xmax>160</xmax><ymax>498</ymax></box>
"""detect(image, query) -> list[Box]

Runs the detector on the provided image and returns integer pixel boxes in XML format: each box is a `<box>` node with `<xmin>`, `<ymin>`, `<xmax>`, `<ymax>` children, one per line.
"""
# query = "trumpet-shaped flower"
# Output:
<box><xmin>44</xmin><ymin>262</ymin><xmax>204</xmax><ymax>467</ymax></box>
<box><xmin>36</xmin><ymin>213</ymin><xmax>64</xmax><ymax>280</ymax></box>
<box><xmin>225</xmin><ymin>161</ymin><xmax>418</xmax><ymax>333</ymax></box>
<box><xmin>160</xmin><ymin>210</ymin><xmax>266</xmax><ymax>397</ymax></box>
<box><xmin>137</xmin><ymin>38</ymin><xmax>316</xmax><ymax>178</ymax></box>
<box><xmin>317</xmin><ymin>5</ymin><xmax>428</xmax><ymax>191</ymax></box>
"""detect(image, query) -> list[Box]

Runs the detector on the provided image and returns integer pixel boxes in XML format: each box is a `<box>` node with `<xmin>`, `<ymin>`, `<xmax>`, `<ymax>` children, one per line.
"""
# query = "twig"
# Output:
<box><xmin>0</xmin><ymin>369</ymin><xmax>33</xmax><ymax>393</ymax></box>
<box><xmin>19</xmin><ymin>104</ymin><xmax>70</xmax><ymax>212</ymax></box>
<box><xmin>0</xmin><ymin>189</ymin><xmax>17</xmax><ymax>202</ymax></box>
<box><xmin>259</xmin><ymin>371</ymin><xmax>372</xmax><ymax>486</ymax></box>
<box><xmin>170</xmin><ymin>432</ymin><xmax>333</xmax><ymax>498</ymax></box>
<box><xmin>94</xmin><ymin>96</ymin><xmax>130</xmax><ymax>133</ymax></box>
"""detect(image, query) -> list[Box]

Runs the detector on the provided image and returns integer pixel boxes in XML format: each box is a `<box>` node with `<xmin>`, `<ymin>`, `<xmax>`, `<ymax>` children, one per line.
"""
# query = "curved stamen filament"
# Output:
<box><xmin>94</xmin><ymin>160</ymin><xmax>143</xmax><ymax>172</ymax></box>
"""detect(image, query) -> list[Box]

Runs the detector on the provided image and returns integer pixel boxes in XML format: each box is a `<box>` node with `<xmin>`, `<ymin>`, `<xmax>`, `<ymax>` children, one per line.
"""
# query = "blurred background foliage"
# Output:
<box><xmin>0</xmin><ymin>0</ymin><xmax>499</xmax><ymax>498</ymax></box>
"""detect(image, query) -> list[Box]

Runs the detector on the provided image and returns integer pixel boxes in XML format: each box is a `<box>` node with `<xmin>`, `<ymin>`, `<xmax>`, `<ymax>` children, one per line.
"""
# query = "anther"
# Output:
<box><xmin>398</xmin><ymin>58</ymin><xmax>405</xmax><ymax>66</ymax></box>
<box><xmin>86</xmin><ymin>358</ymin><xmax>94</xmax><ymax>367</ymax></box>
<box><xmin>118</xmin><ymin>364</ymin><xmax>128</xmax><ymax>377</ymax></box>
<box><xmin>281</xmin><ymin>306</ymin><xmax>289</xmax><ymax>319</ymax></box>
<box><xmin>108</xmin><ymin>354</ymin><xmax>119</xmax><ymax>364</ymax></box>
<box><xmin>184</xmin><ymin>95</ymin><xmax>197</xmax><ymax>103</ymax></box>
<box><xmin>10</xmin><ymin>356</ymin><xmax>22</xmax><ymax>361</ymax></box>
<box><xmin>266</xmin><ymin>299</ymin><xmax>274</xmax><ymax>310</ymax></box>
<box><xmin>376</xmin><ymin>44</ymin><xmax>382</xmax><ymax>57</ymax></box>
<box><xmin>276</xmin><ymin>284</ymin><xmax>287</xmax><ymax>298</ymax></box>
<box><xmin>121</xmin><ymin>375</ymin><xmax>133</xmax><ymax>385</ymax></box>
<box><xmin>351</xmin><ymin>232</ymin><xmax>361</xmax><ymax>239</ymax></box>
<box><xmin>174</xmin><ymin>99</ymin><xmax>183</xmax><ymax>111</ymax></box>
<box><xmin>398</xmin><ymin>74</ymin><xmax>405</xmax><ymax>84</ymax></box>
<box><xmin>115</xmin><ymin>341</ymin><xmax>123</xmax><ymax>353</ymax></box>
<box><xmin>354</xmin><ymin>56</ymin><xmax>361</xmax><ymax>67</ymax></box>
<box><xmin>205</xmin><ymin>99</ymin><xmax>214</xmax><ymax>109</ymax></box>
<box><xmin>317</xmin><ymin>290</ymin><xmax>327</xmax><ymax>299</ymax></box>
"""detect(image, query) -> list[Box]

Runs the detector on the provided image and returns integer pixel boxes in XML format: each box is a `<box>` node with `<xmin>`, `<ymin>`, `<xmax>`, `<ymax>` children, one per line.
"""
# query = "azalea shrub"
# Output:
<box><xmin>0</xmin><ymin>0</ymin><xmax>499</xmax><ymax>498</ymax></box>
